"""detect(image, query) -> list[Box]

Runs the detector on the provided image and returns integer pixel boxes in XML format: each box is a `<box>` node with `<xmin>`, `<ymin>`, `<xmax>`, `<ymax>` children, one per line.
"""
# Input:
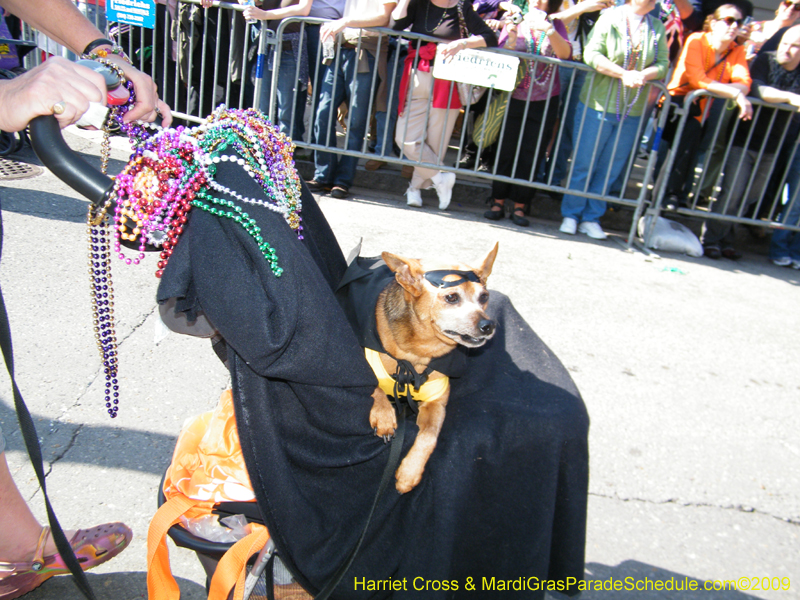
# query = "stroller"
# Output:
<box><xmin>29</xmin><ymin>111</ymin><xmax>589</xmax><ymax>600</ymax></box>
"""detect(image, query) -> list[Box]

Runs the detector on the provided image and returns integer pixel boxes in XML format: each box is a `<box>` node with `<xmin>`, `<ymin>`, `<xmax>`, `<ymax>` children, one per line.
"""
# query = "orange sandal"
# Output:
<box><xmin>0</xmin><ymin>523</ymin><xmax>132</xmax><ymax>599</ymax></box>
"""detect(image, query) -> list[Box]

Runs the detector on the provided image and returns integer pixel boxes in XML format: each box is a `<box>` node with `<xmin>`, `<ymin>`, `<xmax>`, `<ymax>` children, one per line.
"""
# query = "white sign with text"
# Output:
<box><xmin>431</xmin><ymin>46</ymin><xmax>519</xmax><ymax>92</ymax></box>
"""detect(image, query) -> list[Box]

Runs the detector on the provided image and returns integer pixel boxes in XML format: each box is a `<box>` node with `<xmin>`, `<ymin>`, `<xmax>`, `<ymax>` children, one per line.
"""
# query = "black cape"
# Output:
<box><xmin>157</xmin><ymin>159</ymin><xmax>589</xmax><ymax>598</ymax></box>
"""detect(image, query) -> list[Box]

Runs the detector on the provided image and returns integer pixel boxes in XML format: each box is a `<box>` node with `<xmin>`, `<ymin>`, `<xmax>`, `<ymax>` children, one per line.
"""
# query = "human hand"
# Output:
<box><xmin>321</xmin><ymin>18</ymin><xmax>347</xmax><ymax>41</ymax></box>
<box><xmin>200</xmin><ymin>0</ymin><xmax>213</xmax><ymax>7</ymax></box>
<box><xmin>243</xmin><ymin>5</ymin><xmax>268</xmax><ymax>19</ymax></box>
<box><xmin>737</xmin><ymin>22</ymin><xmax>751</xmax><ymax>40</ymax></box>
<box><xmin>441</xmin><ymin>39</ymin><xmax>468</xmax><ymax>60</ymax></box>
<box><xmin>621</xmin><ymin>70</ymin><xmax>645</xmax><ymax>88</ymax></box>
<box><xmin>787</xmin><ymin>93</ymin><xmax>800</xmax><ymax>110</ymax></box>
<box><xmin>736</xmin><ymin>93</ymin><xmax>753</xmax><ymax>120</ymax></box>
<box><xmin>0</xmin><ymin>57</ymin><xmax>107</xmax><ymax>132</ymax></box>
<box><xmin>101</xmin><ymin>53</ymin><xmax>172</xmax><ymax>127</ymax></box>
<box><xmin>527</xmin><ymin>9</ymin><xmax>550</xmax><ymax>31</ymax></box>
<box><xmin>504</xmin><ymin>22</ymin><xmax>518</xmax><ymax>48</ymax></box>
<box><xmin>485</xmin><ymin>18</ymin><xmax>503</xmax><ymax>31</ymax></box>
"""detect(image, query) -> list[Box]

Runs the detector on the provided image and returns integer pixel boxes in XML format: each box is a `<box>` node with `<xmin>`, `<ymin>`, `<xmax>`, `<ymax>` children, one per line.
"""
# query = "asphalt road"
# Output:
<box><xmin>0</xmin><ymin>127</ymin><xmax>797</xmax><ymax>600</ymax></box>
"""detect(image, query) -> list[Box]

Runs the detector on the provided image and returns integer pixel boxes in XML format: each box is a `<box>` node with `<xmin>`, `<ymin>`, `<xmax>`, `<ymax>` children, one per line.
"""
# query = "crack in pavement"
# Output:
<box><xmin>589</xmin><ymin>491</ymin><xmax>800</xmax><ymax>526</ymax></box>
<box><xmin>38</xmin><ymin>305</ymin><xmax>158</xmax><ymax>481</ymax></box>
<box><xmin>44</xmin><ymin>423</ymin><xmax>84</xmax><ymax>478</ymax></box>
<box><xmin>119</xmin><ymin>305</ymin><xmax>157</xmax><ymax>345</ymax></box>
<box><xmin>60</xmin><ymin>304</ymin><xmax>157</xmax><ymax>416</ymax></box>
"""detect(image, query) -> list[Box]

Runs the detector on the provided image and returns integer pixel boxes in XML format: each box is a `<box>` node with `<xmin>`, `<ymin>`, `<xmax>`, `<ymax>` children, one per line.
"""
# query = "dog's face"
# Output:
<box><xmin>382</xmin><ymin>243</ymin><xmax>499</xmax><ymax>349</ymax></box>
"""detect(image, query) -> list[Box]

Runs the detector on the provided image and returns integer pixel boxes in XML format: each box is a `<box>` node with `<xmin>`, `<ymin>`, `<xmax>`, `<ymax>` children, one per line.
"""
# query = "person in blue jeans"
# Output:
<box><xmin>366</xmin><ymin>36</ymin><xmax>406</xmax><ymax>169</ymax></box>
<box><xmin>770</xmin><ymin>150</ymin><xmax>800</xmax><ymax>268</ymax></box>
<box><xmin>558</xmin><ymin>0</ymin><xmax>668</xmax><ymax>240</ymax></box>
<box><xmin>246</xmin><ymin>0</ymin><xmax>315</xmax><ymax>142</ymax></box>
<box><xmin>306</xmin><ymin>0</ymin><xmax>395</xmax><ymax>198</ymax></box>
<box><xmin>258</xmin><ymin>39</ymin><xmax>308</xmax><ymax>141</ymax></box>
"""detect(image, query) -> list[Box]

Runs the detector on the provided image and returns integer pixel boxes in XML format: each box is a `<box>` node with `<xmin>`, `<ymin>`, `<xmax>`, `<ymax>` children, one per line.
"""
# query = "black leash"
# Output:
<box><xmin>313</xmin><ymin>404</ymin><xmax>407</xmax><ymax>600</ymax></box>
<box><xmin>0</xmin><ymin>212</ymin><xmax>97</xmax><ymax>600</ymax></box>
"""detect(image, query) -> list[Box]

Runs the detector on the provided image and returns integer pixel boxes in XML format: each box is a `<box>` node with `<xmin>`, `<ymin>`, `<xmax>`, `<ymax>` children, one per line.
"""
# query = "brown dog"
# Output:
<box><xmin>368</xmin><ymin>243</ymin><xmax>499</xmax><ymax>493</ymax></box>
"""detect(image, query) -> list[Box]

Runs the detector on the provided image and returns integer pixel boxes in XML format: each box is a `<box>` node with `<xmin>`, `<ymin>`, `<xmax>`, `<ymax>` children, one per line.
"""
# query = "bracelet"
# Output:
<box><xmin>82</xmin><ymin>42</ymin><xmax>131</xmax><ymax>65</ymax></box>
<box><xmin>82</xmin><ymin>38</ymin><xmax>114</xmax><ymax>56</ymax></box>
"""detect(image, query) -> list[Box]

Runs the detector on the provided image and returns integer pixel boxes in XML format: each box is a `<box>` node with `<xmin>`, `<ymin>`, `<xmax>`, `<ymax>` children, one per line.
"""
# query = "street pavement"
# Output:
<box><xmin>0</xmin><ymin>127</ymin><xmax>797</xmax><ymax>600</ymax></box>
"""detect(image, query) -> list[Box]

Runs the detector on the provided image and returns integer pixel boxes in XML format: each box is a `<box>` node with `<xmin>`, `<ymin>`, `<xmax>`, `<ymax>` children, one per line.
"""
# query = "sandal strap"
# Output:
<box><xmin>489</xmin><ymin>201</ymin><xmax>505</xmax><ymax>210</ymax></box>
<box><xmin>31</xmin><ymin>527</ymin><xmax>50</xmax><ymax>572</ymax></box>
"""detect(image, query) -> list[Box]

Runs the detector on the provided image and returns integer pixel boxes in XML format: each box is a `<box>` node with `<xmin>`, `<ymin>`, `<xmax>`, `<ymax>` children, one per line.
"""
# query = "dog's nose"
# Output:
<box><xmin>478</xmin><ymin>319</ymin><xmax>495</xmax><ymax>336</ymax></box>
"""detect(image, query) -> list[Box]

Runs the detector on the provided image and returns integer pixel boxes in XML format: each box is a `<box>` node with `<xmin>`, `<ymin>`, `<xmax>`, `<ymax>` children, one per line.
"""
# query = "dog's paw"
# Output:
<box><xmin>369</xmin><ymin>401</ymin><xmax>397</xmax><ymax>439</ymax></box>
<box><xmin>395</xmin><ymin>458</ymin><xmax>423</xmax><ymax>494</ymax></box>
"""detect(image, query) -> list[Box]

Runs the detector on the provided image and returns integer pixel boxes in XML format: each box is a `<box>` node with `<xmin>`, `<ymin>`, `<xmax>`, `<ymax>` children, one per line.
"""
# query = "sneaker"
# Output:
<box><xmin>406</xmin><ymin>185</ymin><xmax>422</xmax><ymax>207</ymax></box>
<box><xmin>578</xmin><ymin>221</ymin><xmax>608</xmax><ymax>240</ymax></box>
<box><xmin>431</xmin><ymin>172</ymin><xmax>456</xmax><ymax>210</ymax></box>
<box><xmin>456</xmin><ymin>153</ymin><xmax>476</xmax><ymax>170</ymax></box>
<box><xmin>559</xmin><ymin>217</ymin><xmax>578</xmax><ymax>235</ymax></box>
<box><xmin>772</xmin><ymin>257</ymin><xmax>792</xmax><ymax>267</ymax></box>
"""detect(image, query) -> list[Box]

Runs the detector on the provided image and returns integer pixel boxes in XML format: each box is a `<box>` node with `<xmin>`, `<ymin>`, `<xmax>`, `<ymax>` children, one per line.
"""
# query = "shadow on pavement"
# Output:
<box><xmin>24</xmin><ymin>571</ymin><xmax>206</xmax><ymax>600</ymax></box>
<box><xmin>0</xmin><ymin>399</ymin><xmax>178</xmax><ymax>476</ymax></box>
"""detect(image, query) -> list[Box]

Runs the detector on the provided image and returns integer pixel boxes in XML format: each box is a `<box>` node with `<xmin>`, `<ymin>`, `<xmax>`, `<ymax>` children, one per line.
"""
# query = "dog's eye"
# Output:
<box><xmin>478</xmin><ymin>292</ymin><xmax>489</xmax><ymax>304</ymax></box>
<box><xmin>444</xmin><ymin>293</ymin><xmax>460</xmax><ymax>304</ymax></box>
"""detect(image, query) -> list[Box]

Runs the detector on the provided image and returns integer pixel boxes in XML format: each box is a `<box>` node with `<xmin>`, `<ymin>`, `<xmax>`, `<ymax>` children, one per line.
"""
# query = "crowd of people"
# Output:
<box><xmin>47</xmin><ymin>0</ymin><xmax>799</xmax><ymax>263</ymax></box>
<box><xmin>232</xmin><ymin>0</ymin><xmax>800</xmax><ymax>264</ymax></box>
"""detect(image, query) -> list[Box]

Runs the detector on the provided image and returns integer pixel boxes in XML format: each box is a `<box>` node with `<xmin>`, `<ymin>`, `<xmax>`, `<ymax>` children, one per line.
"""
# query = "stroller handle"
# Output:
<box><xmin>28</xmin><ymin>115</ymin><xmax>114</xmax><ymax>209</ymax></box>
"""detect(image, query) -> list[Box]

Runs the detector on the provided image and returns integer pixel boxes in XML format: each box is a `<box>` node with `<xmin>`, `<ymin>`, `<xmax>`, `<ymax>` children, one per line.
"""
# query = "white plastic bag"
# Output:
<box><xmin>638</xmin><ymin>216</ymin><xmax>703</xmax><ymax>257</ymax></box>
<box><xmin>180</xmin><ymin>513</ymin><xmax>251</xmax><ymax>543</ymax></box>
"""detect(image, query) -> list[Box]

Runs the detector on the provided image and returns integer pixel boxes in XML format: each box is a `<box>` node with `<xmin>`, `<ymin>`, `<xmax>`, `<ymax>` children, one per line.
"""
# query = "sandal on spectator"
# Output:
<box><xmin>364</xmin><ymin>160</ymin><xmax>386</xmax><ymax>171</ymax></box>
<box><xmin>703</xmin><ymin>245</ymin><xmax>722</xmax><ymax>259</ymax></box>
<box><xmin>330</xmin><ymin>185</ymin><xmax>349</xmax><ymax>199</ymax></box>
<box><xmin>0</xmin><ymin>524</ymin><xmax>132</xmax><ymax>600</ymax></box>
<box><xmin>721</xmin><ymin>247</ymin><xmax>742</xmax><ymax>261</ymax></box>
<box><xmin>305</xmin><ymin>180</ymin><xmax>332</xmax><ymax>193</ymax></box>
<box><xmin>483</xmin><ymin>201</ymin><xmax>505</xmax><ymax>221</ymax></box>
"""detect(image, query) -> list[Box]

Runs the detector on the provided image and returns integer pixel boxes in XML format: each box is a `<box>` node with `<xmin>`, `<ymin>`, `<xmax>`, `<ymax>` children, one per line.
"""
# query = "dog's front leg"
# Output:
<box><xmin>370</xmin><ymin>387</ymin><xmax>397</xmax><ymax>440</ymax></box>
<box><xmin>395</xmin><ymin>390</ymin><xmax>449</xmax><ymax>494</ymax></box>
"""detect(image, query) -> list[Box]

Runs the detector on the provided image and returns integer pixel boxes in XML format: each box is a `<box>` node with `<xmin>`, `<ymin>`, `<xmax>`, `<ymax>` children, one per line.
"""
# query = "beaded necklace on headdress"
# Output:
<box><xmin>520</xmin><ymin>20</ymin><xmax>557</xmax><ymax>90</ymax></box>
<box><xmin>90</xmin><ymin>93</ymin><xmax>301</xmax><ymax>417</ymax></box>
<box><xmin>616</xmin><ymin>12</ymin><xmax>656</xmax><ymax>121</ymax></box>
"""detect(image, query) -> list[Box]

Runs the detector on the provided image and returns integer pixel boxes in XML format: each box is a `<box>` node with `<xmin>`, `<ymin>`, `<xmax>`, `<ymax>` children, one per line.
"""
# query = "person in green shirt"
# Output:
<box><xmin>559</xmin><ymin>0</ymin><xmax>668</xmax><ymax>239</ymax></box>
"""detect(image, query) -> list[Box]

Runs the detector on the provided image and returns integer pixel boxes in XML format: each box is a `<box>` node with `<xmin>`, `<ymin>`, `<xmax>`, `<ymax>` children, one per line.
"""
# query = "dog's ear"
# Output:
<box><xmin>382</xmin><ymin>252</ymin><xmax>425</xmax><ymax>297</ymax></box>
<box><xmin>475</xmin><ymin>242</ymin><xmax>499</xmax><ymax>284</ymax></box>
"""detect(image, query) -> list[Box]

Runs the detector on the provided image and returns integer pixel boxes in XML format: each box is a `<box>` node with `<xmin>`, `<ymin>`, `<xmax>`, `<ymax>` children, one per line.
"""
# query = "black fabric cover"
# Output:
<box><xmin>156</xmin><ymin>158</ymin><xmax>589</xmax><ymax>598</ymax></box>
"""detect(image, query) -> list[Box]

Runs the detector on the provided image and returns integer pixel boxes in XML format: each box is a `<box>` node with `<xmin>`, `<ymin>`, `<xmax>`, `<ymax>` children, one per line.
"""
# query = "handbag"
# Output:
<box><xmin>454</xmin><ymin>0</ymin><xmax>487</xmax><ymax>106</ymax></box>
<box><xmin>471</xmin><ymin>61</ymin><xmax>526</xmax><ymax>147</ymax></box>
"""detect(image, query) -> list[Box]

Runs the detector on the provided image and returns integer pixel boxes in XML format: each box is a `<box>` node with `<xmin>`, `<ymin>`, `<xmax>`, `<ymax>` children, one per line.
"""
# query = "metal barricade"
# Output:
<box><xmin>112</xmin><ymin>0</ymin><xmax>260</xmax><ymax>124</ymax></box>
<box><xmin>645</xmin><ymin>88</ymin><xmax>800</xmax><ymax>246</ymax></box>
<box><xmin>22</xmin><ymin>6</ymin><xmax>690</xmax><ymax>248</ymax></box>
<box><xmin>267</xmin><ymin>20</ymin><xmax>670</xmax><ymax>247</ymax></box>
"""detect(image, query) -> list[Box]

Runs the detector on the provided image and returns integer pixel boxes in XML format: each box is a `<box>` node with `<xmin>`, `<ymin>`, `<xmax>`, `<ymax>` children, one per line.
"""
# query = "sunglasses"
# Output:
<box><xmin>783</xmin><ymin>0</ymin><xmax>800</xmax><ymax>11</ymax></box>
<box><xmin>719</xmin><ymin>16</ymin><xmax>743</xmax><ymax>26</ymax></box>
